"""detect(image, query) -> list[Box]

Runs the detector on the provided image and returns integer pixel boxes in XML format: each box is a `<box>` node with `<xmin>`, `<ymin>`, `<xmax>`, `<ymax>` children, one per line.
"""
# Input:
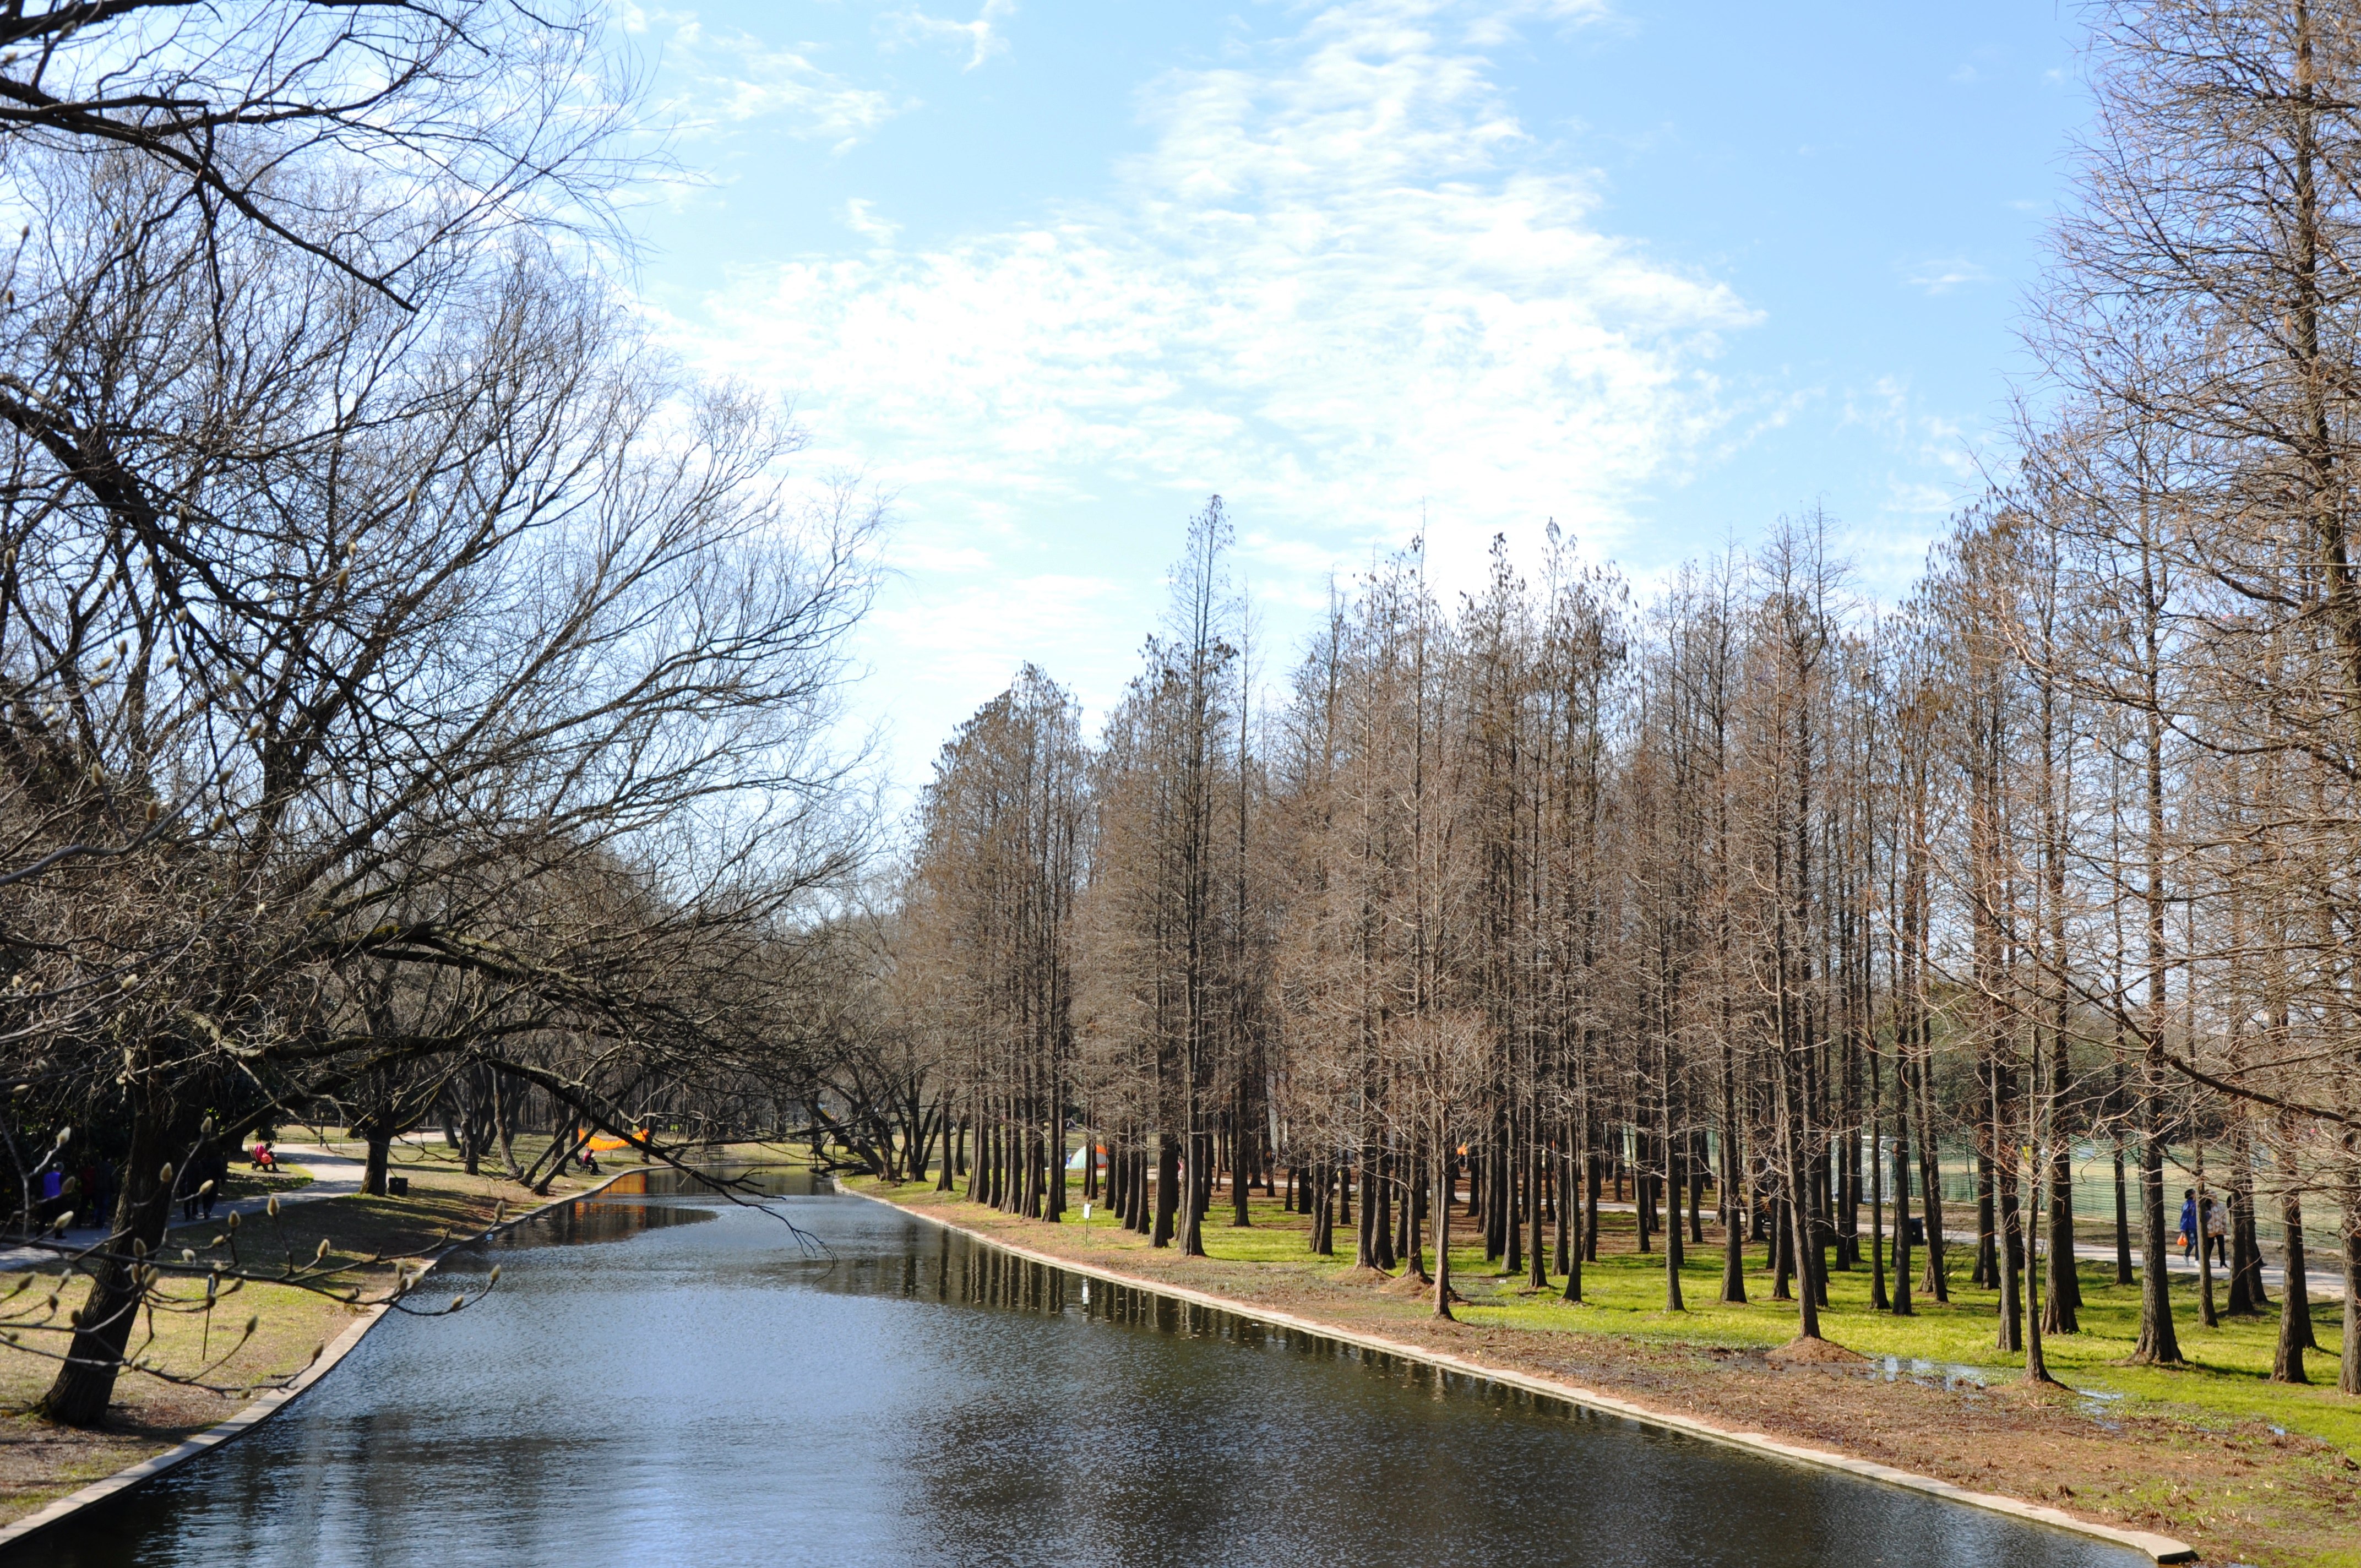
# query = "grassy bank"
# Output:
<box><xmin>0</xmin><ymin>1142</ymin><xmax>601</xmax><ymax>1529</ymax></box>
<box><xmin>857</xmin><ymin>1173</ymin><xmax>2361</xmax><ymax>1568</ymax></box>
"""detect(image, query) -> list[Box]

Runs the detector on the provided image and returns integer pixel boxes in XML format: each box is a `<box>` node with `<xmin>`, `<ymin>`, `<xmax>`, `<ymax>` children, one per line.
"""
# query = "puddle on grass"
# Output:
<box><xmin>2074</xmin><ymin>1389</ymin><xmax>2126</xmax><ymax>1431</ymax></box>
<box><xmin>1862</xmin><ymin>1356</ymin><xmax>2134</xmax><ymax>1430</ymax></box>
<box><xmin>1864</xmin><ymin>1354</ymin><xmax>1993</xmax><ymax>1393</ymax></box>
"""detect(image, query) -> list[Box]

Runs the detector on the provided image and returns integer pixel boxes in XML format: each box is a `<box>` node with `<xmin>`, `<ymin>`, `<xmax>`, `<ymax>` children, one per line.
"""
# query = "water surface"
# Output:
<box><xmin>25</xmin><ymin>1172</ymin><xmax>2145</xmax><ymax>1567</ymax></box>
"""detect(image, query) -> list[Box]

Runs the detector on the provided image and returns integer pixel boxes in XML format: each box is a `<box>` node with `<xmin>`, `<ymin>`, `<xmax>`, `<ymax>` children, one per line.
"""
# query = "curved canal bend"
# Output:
<box><xmin>29</xmin><ymin>1173</ymin><xmax>2143</xmax><ymax>1567</ymax></box>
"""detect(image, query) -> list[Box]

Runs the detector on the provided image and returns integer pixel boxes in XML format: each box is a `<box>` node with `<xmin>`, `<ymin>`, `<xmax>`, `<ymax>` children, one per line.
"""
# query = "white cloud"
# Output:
<box><xmin>885</xmin><ymin>0</ymin><xmax>1016</xmax><ymax>72</ymax></box>
<box><xmin>863</xmin><ymin>571</ymin><xmax>1138</xmax><ymax>739</ymax></box>
<box><xmin>679</xmin><ymin>0</ymin><xmax>1752</xmax><ymax>605</ymax></box>
<box><xmin>647</xmin><ymin>13</ymin><xmax>910</xmax><ymax>152</ymax></box>
<box><xmin>842</xmin><ymin>198</ymin><xmax>901</xmax><ymax>247</ymax></box>
<box><xmin>1905</xmin><ymin>256</ymin><xmax>1989</xmax><ymax>295</ymax></box>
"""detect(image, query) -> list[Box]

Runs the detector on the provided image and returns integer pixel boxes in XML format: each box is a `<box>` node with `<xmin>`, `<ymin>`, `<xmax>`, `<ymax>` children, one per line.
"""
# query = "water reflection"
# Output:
<box><xmin>491</xmin><ymin>1164</ymin><xmax>820</xmax><ymax>1250</ymax></box>
<box><xmin>23</xmin><ymin>1178</ymin><xmax>2146</xmax><ymax>1568</ymax></box>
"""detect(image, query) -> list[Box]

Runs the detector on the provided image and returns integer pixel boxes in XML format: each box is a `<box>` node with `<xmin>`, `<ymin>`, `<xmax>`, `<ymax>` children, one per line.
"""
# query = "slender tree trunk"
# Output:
<box><xmin>1232</xmin><ymin>1086</ymin><xmax>1253</xmax><ymax>1229</ymax></box>
<box><xmin>1528</xmin><ymin>1126</ymin><xmax>1547</xmax><ymax>1289</ymax></box>
<box><xmin>1869</xmin><ymin>1076</ymin><xmax>1889</xmax><ymax>1314</ymax></box>
<box><xmin>2113</xmin><ymin>1136</ymin><xmax>2134</xmax><ymax>1286</ymax></box>
<box><xmin>2271</xmin><ymin>1187</ymin><xmax>2312</xmax><ymax>1384</ymax></box>
<box><xmin>2340</xmin><ymin>1188</ymin><xmax>2359</xmax><ymax>1396</ymax></box>
<box><xmin>1180</xmin><ymin>1129</ymin><xmax>1211</xmax><ymax>1257</ymax></box>
<box><xmin>1974</xmin><ymin>1142</ymin><xmax>1999</xmax><ymax>1291</ymax></box>
<box><xmin>2025</xmin><ymin>1143</ymin><xmax>2054</xmax><ymax>1384</ymax></box>
<box><xmin>1891</xmin><ymin>1112</ymin><xmax>1914</xmax><ymax>1317</ymax></box>
<box><xmin>2130</xmin><ymin>1066</ymin><xmax>2182</xmax><ymax>1364</ymax></box>
<box><xmin>1153</xmin><ymin>1133</ymin><xmax>1179</xmax><ymax>1247</ymax></box>
<box><xmin>1584</xmin><ymin>1147</ymin><xmax>1600</xmax><ymax>1264</ymax></box>
<box><xmin>1555</xmin><ymin>1142</ymin><xmax>1574</xmax><ymax>1278</ymax></box>
<box><xmin>1777</xmin><ymin>1053</ymin><xmax>1820</xmax><ymax>1341</ymax></box>
<box><xmin>2197</xmin><ymin>1150</ymin><xmax>2220</xmax><ymax>1330</ymax></box>
<box><xmin>1568</xmin><ymin>1133</ymin><xmax>1586</xmax><ymax>1303</ymax></box>
<box><xmin>1433</xmin><ymin>1141</ymin><xmax>1456</xmax><ymax>1321</ymax></box>
<box><xmin>1915</xmin><ymin>1046</ymin><xmax>1949</xmax><ymax>1301</ymax></box>
<box><xmin>1720</xmin><ymin>1102</ymin><xmax>1748</xmax><ymax>1305</ymax></box>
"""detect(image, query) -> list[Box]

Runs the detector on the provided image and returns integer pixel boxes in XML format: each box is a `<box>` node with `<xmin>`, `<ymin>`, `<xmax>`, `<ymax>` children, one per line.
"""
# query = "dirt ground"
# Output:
<box><xmin>0</xmin><ymin>1145</ymin><xmax>599</xmax><ymax>1529</ymax></box>
<box><xmin>861</xmin><ymin>1179</ymin><xmax>2361</xmax><ymax>1568</ymax></box>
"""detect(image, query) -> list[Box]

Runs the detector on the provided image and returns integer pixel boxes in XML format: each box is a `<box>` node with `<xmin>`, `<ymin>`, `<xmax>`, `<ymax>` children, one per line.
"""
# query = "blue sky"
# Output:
<box><xmin>618</xmin><ymin>1</ymin><xmax>2087</xmax><ymax>785</ymax></box>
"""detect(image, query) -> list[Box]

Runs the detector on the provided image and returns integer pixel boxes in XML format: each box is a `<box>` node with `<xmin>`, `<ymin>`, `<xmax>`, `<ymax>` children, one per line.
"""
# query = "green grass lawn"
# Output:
<box><xmin>1446</xmin><ymin>1224</ymin><xmax>2361</xmax><ymax>1456</ymax></box>
<box><xmin>896</xmin><ymin>1171</ymin><xmax>2361</xmax><ymax>1459</ymax></box>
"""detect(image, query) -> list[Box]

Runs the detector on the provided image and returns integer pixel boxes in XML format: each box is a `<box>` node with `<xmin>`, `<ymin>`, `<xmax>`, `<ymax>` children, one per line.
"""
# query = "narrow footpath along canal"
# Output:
<box><xmin>28</xmin><ymin>1170</ymin><xmax>2147</xmax><ymax>1568</ymax></box>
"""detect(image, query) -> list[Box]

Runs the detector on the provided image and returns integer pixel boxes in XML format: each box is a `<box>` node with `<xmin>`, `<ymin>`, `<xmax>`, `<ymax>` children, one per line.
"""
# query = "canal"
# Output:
<box><xmin>26</xmin><ymin>1172</ymin><xmax>2146</xmax><ymax>1567</ymax></box>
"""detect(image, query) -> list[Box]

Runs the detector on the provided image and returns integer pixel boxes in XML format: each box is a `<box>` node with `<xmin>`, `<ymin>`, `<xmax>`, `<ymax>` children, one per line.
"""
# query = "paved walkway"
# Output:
<box><xmin>1</xmin><ymin>1144</ymin><xmax>364</xmax><ymax>1272</ymax></box>
<box><xmin>2063</xmin><ymin>1234</ymin><xmax>2349</xmax><ymax>1303</ymax></box>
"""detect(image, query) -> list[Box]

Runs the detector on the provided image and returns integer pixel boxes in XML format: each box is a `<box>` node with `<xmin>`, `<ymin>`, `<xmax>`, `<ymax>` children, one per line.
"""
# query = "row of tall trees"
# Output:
<box><xmin>889</xmin><ymin>493</ymin><xmax>2357</xmax><ymax>1394</ymax></box>
<box><xmin>878</xmin><ymin>0</ymin><xmax>2361</xmax><ymax>1401</ymax></box>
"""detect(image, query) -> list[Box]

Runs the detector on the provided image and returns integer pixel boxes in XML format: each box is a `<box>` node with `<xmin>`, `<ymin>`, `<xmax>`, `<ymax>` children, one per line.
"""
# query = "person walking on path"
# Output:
<box><xmin>2180</xmin><ymin>1189</ymin><xmax>2198</xmax><ymax>1260</ymax></box>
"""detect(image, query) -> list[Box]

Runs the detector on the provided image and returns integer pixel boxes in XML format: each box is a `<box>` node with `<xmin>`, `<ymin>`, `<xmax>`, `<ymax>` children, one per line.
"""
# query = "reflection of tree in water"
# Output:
<box><xmin>869</xmin><ymin>1232</ymin><xmax>1698</xmax><ymax>1567</ymax></box>
<box><xmin>628</xmin><ymin>1166</ymin><xmax>828</xmax><ymax>1200</ymax></box>
<box><xmin>482</xmin><ymin>1167</ymin><xmax>827</xmax><ymax>1255</ymax></box>
<box><xmin>491</xmin><ymin>1196</ymin><xmax>716</xmax><ymax>1251</ymax></box>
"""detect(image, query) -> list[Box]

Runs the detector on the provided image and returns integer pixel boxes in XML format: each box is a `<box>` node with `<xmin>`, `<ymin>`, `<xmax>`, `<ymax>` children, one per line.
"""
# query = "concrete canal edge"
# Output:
<box><xmin>846</xmin><ymin>1184</ymin><xmax>2199</xmax><ymax>1566</ymax></box>
<box><xmin>0</xmin><ymin>1166</ymin><xmax>649</xmax><ymax>1558</ymax></box>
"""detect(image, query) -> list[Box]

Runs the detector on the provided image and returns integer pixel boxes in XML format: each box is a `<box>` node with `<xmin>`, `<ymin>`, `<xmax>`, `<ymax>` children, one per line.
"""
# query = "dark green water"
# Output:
<box><xmin>20</xmin><ymin>1173</ymin><xmax>2145</xmax><ymax>1567</ymax></box>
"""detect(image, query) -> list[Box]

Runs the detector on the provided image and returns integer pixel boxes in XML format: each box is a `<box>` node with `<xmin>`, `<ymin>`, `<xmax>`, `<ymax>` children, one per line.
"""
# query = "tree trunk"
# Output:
<box><xmin>1662</xmin><ymin>1121</ymin><xmax>1685</xmax><ymax>1313</ymax></box>
<box><xmin>1720</xmin><ymin>1116</ymin><xmax>1748</xmax><ymax>1306</ymax></box>
<box><xmin>2023</xmin><ymin>1146</ymin><xmax>2054</xmax><ymax>1385</ymax></box>
<box><xmin>1183</xmin><ymin>1129</ymin><xmax>1211</xmax><ymax>1256</ymax></box>
<box><xmin>1974</xmin><ymin>1142</ymin><xmax>1998</xmax><ymax>1290</ymax></box>
<box><xmin>1529</xmin><ymin>1133</ymin><xmax>1548</xmax><ymax>1290</ymax></box>
<box><xmin>2113</xmin><ymin>1137</ymin><xmax>2134</xmax><ymax>1286</ymax></box>
<box><xmin>363</xmin><ymin>1132</ymin><xmax>391</xmax><ymax>1197</ymax></box>
<box><xmin>2271</xmin><ymin>1187</ymin><xmax>2312</xmax><ymax>1384</ymax></box>
<box><xmin>1890</xmin><ymin>1118</ymin><xmax>1913</xmax><ymax>1317</ymax></box>
<box><xmin>2227</xmin><ymin>1136</ymin><xmax>2268</xmax><ymax>1315</ymax></box>
<box><xmin>2130</xmin><ymin>1069</ymin><xmax>2182</xmax><ymax>1365</ymax></box>
<box><xmin>1232</xmin><ymin>1092</ymin><xmax>1253</xmax><ymax>1229</ymax></box>
<box><xmin>1777</xmin><ymin>1052</ymin><xmax>1820</xmax><ymax>1341</ymax></box>
<box><xmin>1315</xmin><ymin>1162</ymin><xmax>1336</xmax><ymax>1256</ymax></box>
<box><xmin>2043</xmin><ymin>1110</ymin><xmax>2079</xmax><ymax>1331</ymax></box>
<box><xmin>1995</xmin><ymin>1158</ymin><xmax>2023</xmax><ymax>1354</ymax></box>
<box><xmin>1152</xmin><ymin>1133</ymin><xmax>1179</xmax><ymax>1247</ymax></box>
<box><xmin>1584</xmin><ymin>1148</ymin><xmax>1600</xmax><ymax>1264</ymax></box>
<box><xmin>1562</xmin><ymin>1144</ymin><xmax>1585</xmax><ymax>1304</ymax></box>
<box><xmin>1433</xmin><ymin>1142</ymin><xmax>1456</xmax><ymax>1321</ymax></box>
<box><xmin>2340</xmin><ymin>1190</ymin><xmax>2359</xmax><ymax>1396</ymax></box>
<box><xmin>39</xmin><ymin>1094</ymin><xmax>173</xmax><ymax>1427</ymax></box>
<box><xmin>1869</xmin><ymin>1103</ymin><xmax>1889</xmax><ymax>1314</ymax></box>
<box><xmin>1915</xmin><ymin>1049</ymin><xmax>1949</xmax><ymax>1301</ymax></box>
